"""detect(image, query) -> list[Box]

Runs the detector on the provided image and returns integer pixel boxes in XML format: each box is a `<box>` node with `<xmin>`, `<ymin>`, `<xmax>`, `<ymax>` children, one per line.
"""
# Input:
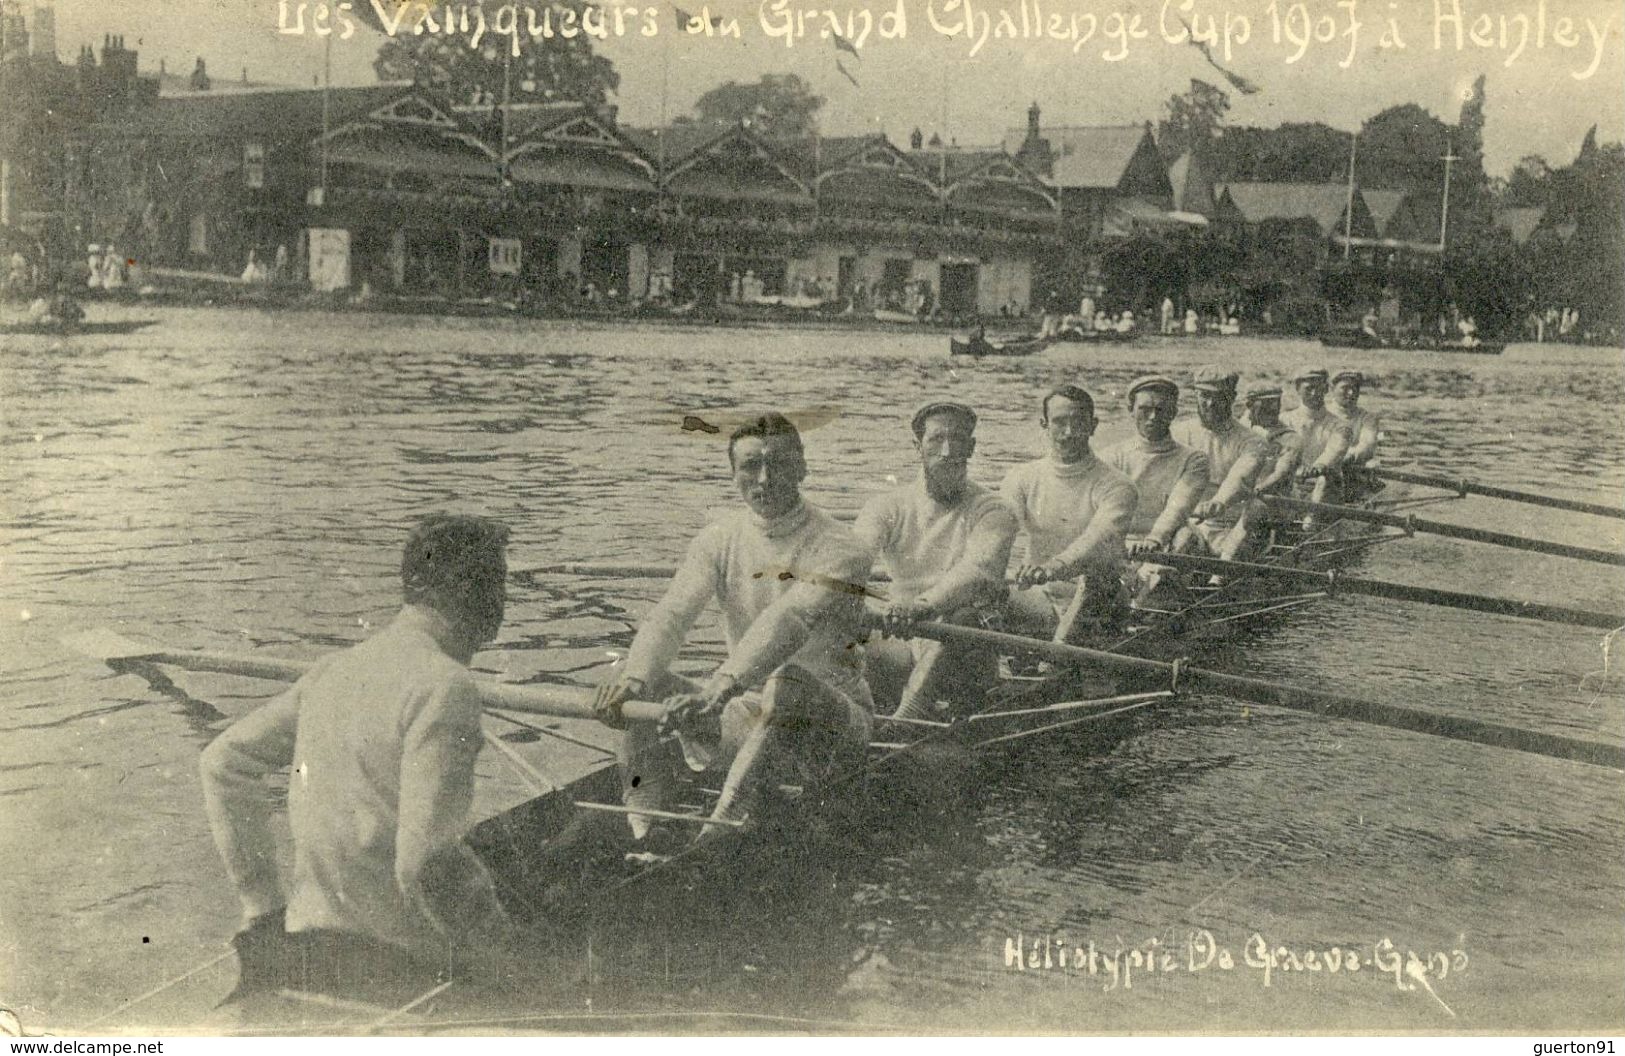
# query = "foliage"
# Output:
<box><xmin>1355</xmin><ymin>104</ymin><xmax>1453</xmax><ymax>191</ymax></box>
<box><xmin>1157</xmin><ymin>80</ymin><xmax>1229</xmax><ymax>162</ymax></box>
<box><xmin>1501</xmin><ymin>155</ymin><xmax>1554</xmax><ymax>206</ymax></box>
<box><xmin>689</xmin><ymin>74</ymin><xmax>824</xmax><ymax>138</ymax></box>
<box><xmin>1209</xmin><ymin>122</ymin><xmax>1349</xmax><ymax>182</ymax></box>
<box><xmin>372</xmin><ymin>2</ymin><xmax>618</xmax><ymax>106</ymax></box>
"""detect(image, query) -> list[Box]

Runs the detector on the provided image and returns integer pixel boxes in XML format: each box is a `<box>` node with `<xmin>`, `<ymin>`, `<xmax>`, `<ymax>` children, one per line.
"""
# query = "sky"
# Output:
<box><xmin>40</xmin><ymin>0</ymin><xmax>1625</xmax><ymax>175</ymax></box>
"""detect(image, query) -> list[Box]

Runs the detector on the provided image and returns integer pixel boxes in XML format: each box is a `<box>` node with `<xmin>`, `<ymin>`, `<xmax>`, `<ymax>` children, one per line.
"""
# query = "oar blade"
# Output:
<box><xmin>61</xmin><ymin>627</ymin><xmax>167</xmax><ymax>664</ymax></box>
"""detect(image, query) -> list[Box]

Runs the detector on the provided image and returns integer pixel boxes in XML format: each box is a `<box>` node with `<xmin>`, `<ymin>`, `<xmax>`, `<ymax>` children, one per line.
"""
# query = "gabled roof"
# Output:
<box><xmin>650</xmin><ymin>124</ymin><xmax>811</xmax><ymax>202</ymax></box>
<box><xmin>1002</xmin><ymin>124</ymin><xmax>1151</xmax><ymax>188</ymax></box>
<box><xmin>1494</xmin><ymin>205</ymin><xmax>1545</xmax><ymax>245</ymax></box>
<box><xmin>1363</xmin><ymin>188</ymin><xmax>1406</xmax><ymax>233</ymax></box>
<box><xmin>108</xmin><ymin>82</ymin><xmax>412</xmax><ymax>141</ymax></box>
<box><xmin>1169</xmin><ymin>151</ymin><xmax>1217</xmax><ymax>216</ymax></box>
<box><xmin>503</xmin><ymin>104</ymin><xmax>657</xmax><ymax>189</ymax></box>
<box><xmin>1219</xmin><ymin>181</ymin><xmax>1362</xmax><ymax>235</ymax></box>
<box><xmin>316</xmin><ymin>89</ymin><xmax>499</xmax><ymax>176</ymax></box>
<box><xmin>623</xmin><ymin>122</ymin><xmax>735</xmax><ymax>168</ymax></box>
<box><xmin>909</xmin><ymin>146</ymin><xmax>1011</xmax><ymax>183</ymax></box>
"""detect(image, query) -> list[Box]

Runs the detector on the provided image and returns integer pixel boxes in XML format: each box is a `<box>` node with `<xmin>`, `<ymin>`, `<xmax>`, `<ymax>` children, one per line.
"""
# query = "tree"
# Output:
<box><xmin>689</xmin><ymin>74</ymin><xmax>824</xmax><ymax>138</ymax></box>
<box><xmin>1356</xmin><ymin>104</ymin><xmax>1454</xmax><ymax>191</ymax></box>
<box><xmin>1503</xmin><ymin>154</ymin><xmax>1554</xmax><ymax>206</ymax></box>
<box><xmin>1157</xmin><ymin>79</ymin><xmax>1229</xmax><ymax>162</ymax></box>
<box><xmin>372</xmin><ymin>1</ymin><xmax>618</xmax><ymax>106</ymax></box>
<box><xmin>1208</xmin><ymin>122</ymin><xmax>1348</xmax><ymax>182</ymax></box>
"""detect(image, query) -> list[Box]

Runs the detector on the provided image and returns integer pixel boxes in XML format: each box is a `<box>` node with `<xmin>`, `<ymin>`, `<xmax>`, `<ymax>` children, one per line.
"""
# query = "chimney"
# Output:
<box><xmin>31</xmin><ymin>1</ymin><xmax>56</xmax><ymax>62</ymax></box>
<box><xmin>158</xmin><ymin>56</ymin><xmax>164</xmax><ymax>75</ymax></box>
<box><xmin>189</xmin><ymin>55</ymin><xmax>209</xmax><ymax>91</ymax></box>
<box><xmin>1027</xmin><ymin>100</ymin><xmax>1041</xmax><ymax>139</ymax></box>
<box><xmin>241</xmin><ymin>65</ymin><xmax>247</xmax><ymax>83</ymax></box>
<box><xmin>909</xmin><ymin>127</ymin><xmax>923</xmax><ymax>150</ymax></box>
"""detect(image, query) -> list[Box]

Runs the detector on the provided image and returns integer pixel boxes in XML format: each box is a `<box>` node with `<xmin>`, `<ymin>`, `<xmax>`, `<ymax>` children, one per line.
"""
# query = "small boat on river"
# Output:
<box><xmin>1319</xmin><ymin>329</ymin><xmax>1505</xmax><ymax>356</ymax></box>
<box><xmin>1</xmin><ymin>318</ymin><xmax>159</xmax><ymax>337</ymax></box>
<box><xmin>949</xmin><ymin>331</ymin><xmax>1050</xmax><ymax>357</ymax></box>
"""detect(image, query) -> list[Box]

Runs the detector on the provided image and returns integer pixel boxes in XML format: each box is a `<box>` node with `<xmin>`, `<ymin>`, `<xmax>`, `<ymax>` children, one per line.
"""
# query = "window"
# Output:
<box><xmin>244</xmin><ymin>142</ymin><xmax>265</xmax><ymax>189</ymax></box>
<box><xmin>487</xmin><ymin>237</ymin><xmax>521</xmax><ymax>275</ymax></box>
<box><xmin>189</xmin><ymin>213</ymin><xmax>209</xmax><ymax>255</ymax></box>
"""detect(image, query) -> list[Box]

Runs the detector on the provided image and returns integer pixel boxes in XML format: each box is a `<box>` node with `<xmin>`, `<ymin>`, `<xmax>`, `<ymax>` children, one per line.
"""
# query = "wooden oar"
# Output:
<box><xmin>1148</xmin><ymin>552</ymin><xmax>1623</xmax><ymax>630</ymax></box>
<box><xmin>62</xmin><ymin>628</ymin><xmax>668</xmax><ymax>724</ymax></box>
<box><xmin>1261</xmin><ymin>495</ymin><xmax>1625</xmax><ymax>567</ymax></box>
<box><xmin>901</xmin><ymin>621</ymin><xmax>1625</xmax><ymax>771</ymax></box>
<box><xmin>524</xmin><ymin>560</ymin><xmax>894</xmax><ymax>584</ymax></box>
<box><xmin>1362</xmin><ymin>467</ymin><xmax>1624</xmax><ymax>520</ymax></box>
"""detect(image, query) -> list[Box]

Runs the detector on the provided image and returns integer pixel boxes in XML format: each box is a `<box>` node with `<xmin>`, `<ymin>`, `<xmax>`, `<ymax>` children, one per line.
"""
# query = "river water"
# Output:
<box><xmin>1</xmin><ymin>306</ymin><xmax>1622</xmax><ymax>1034</ymax></box>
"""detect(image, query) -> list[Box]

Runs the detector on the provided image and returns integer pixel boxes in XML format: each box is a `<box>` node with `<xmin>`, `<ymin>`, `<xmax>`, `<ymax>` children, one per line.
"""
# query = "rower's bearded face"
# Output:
<box><xmin>918</xmin><ymin>418</ymin><xmax>975</xmax><ymax>501</ymax></box>
<box><xmin>732</xmin><ymin>435</ymin><xmax>806</xmax><ymax>519</ymax></box>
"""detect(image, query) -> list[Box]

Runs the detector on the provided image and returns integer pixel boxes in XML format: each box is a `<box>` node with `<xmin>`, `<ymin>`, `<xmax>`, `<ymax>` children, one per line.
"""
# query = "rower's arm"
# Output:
<box><xmin>396</xmin><ymin>676</ymin><xmax>513</xmax><ymax>944</ymax></box>
<box><xmin>1050</xmin><ymin>476</ymin><xmax>1137</xmax><ymax>576</ymax></box>
<box><xmin>716</xmin><ymin>543</ymin><xmax>870</xmax><ymax>690</ymax></box>
<box><xmin>1255</xmin><ymin>434</ymin><xmax>1301</xmax><ymax>493</ymax></box>
<box><xmin>1209</xmin><ymin>438</ymin><xmax>1271</xmax><ymax>511</ymax></box>
<box><xmin>199</xmin><ymin>681</ymin><xmax>303</xmax><ymax>923</ymax></box>
<box><xmin>1347</xmin><ymin>414</ymin><xmax>1380</xmax><ymax>463</ymax></box>
<box><xmin>916</xmin><ymin>502</ymin><xmax>1018</xmax><ymax>613</ymax></box>
<box><xmin>1310</xmin><ymin>422</ymin><xmax>1350</xmax><ymax>472</ymax></box>
<box><xmin>1149</xmin><ymin>454</ymin><xmax>1208</xmax><ymax>547</ymax></box>
<box><xmin>623</xmin><ymin>529</ymin><xmax>720</xmax><ymax>687</ymax></box>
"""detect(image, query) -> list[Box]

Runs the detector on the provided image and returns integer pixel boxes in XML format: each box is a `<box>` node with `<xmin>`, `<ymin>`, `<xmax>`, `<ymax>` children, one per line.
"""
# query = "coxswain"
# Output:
<box><xmin>592</xmin><ymin>413</ymin><xmax>873</xmax><ymax>845</ymax></box>
<box><xmin>1103</xmin><ymin>375</ymin><xmax>1208</xmax><ymax>555</ymax></box>
<box><xmin>200</xmin><ymin>514</ymin><xmax>521</xmax><ymax>1006</ymax></box>
<box><xmin>1171</xmin><ymin>366</ymin><xmax>1274</xmax><ymax>562</ymax></box>
<box><xmin>854</xmin><ymin>402</ymin><xmax>1017</xmax><ymax>719</ymax></box>
<box><xmin>1001</xmin><ymin>385</ymin><xmax>1137</xmax><ymax>644</ymax></box>
<box><xmin>1281</xmin><ymin>367</ymin><xmax>1352</xmax><ymax>509</ymax></box>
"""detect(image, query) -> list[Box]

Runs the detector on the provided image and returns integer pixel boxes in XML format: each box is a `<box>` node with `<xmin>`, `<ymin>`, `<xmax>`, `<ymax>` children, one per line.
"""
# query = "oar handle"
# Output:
<box><xmin>1261</xmin><ymin>495</ymin><xmax>1625</xmax><ymax>567</ymax></box>
<box><xmin>1367</xmin><ymin>467</ymin><xmax>1625</xmax><ymax>520</ymax></box>
<box><xmin>135</xmin><ymin>649</ymin><xmax>668</xmax><ymax>724</ymax></box>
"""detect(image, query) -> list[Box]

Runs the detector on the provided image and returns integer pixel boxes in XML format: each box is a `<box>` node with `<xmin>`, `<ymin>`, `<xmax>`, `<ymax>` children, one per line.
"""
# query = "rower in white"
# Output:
<box><xmin>1327</xmin><ymin>369</ymin><xmax>1381</xmax><ymax>467</ymax></box>
<box><xmin>1281</xmin><ymin>367</ymin><xmax>1353</xmax><ymax>510</ymax></box>
<box><xmin>1171</xmin><ymin>365</ymin><xmax>1275</xmax><ymax>563</ymax></box>
<box><xmin>854</xmin><ymin>401</ymin><xmax>1018</xmax><ymax>719</ymax></box>
<box><xmin>1103</xmin><ymin>376</ymin><xmax>1209</xmax><ymax>599</ymax></box>
<box><xmin>1240</xmin><ymin>383</ymin><xmax>1305</xmax><ymax>550</ymax></box>
<box><xmin>591</xmin><ymin>413</ymin><xmax>873</xmax><ymax>845</ymax></box>
<box><xmin>999</xmin><ymin>385</ymin><xmax>1138</xmax><ymax>644</ymax></box>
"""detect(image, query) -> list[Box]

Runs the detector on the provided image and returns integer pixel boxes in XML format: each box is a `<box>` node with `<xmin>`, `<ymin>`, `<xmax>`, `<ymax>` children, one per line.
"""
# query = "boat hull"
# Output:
<box><xmin>1319</xmin><ymin>332</ymin><xmax>1504</xmax><ymax>355</ymax></box>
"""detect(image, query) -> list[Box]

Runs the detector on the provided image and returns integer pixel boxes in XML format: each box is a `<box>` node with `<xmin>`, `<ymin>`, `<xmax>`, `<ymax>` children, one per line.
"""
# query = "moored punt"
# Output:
<box><xmin>1318</xmin><ymin>330</ymin><xmax>1505</xmax><ymax>355</ymax></box>
<box><xmin>949</xmin><ymin>333</ymin><xmax>1050</xmax><ymax>357</ymax></box>
<box><xmin>1052</xmin><ymin>326</ymin><xmax>1138</xmax><ymax>344</ymax></box>
<box><xmin>1</xmin><ymin>318</ymin><xmax>159</xmax><ymax>337</ymax></box>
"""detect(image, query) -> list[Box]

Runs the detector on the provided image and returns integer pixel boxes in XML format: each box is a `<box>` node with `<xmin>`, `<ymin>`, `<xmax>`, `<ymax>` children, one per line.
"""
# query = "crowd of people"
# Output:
<box><xmin>198</xmin><ymin>362</ymin><xmax>1382</xmax><ymax>1010</ymax></box>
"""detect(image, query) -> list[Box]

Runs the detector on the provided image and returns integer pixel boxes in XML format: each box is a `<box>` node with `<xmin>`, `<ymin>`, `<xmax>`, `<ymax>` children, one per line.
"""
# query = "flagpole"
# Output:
<box><xmin>1343</xmin><ymin>129</ymin><xmax>1356</xmax><ymax>260</ymax></box>
<box><xmin>320</xmin><ymin>29</ymin><xmax>331</xmax><ymax>199</ymax></box>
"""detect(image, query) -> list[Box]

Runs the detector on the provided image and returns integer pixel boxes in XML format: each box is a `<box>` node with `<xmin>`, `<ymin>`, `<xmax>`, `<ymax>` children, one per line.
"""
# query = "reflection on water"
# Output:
<box><xmin>1</xmin><ymin>308</ymin><xmax>1622</xmax><ymax>1032</ymax></box>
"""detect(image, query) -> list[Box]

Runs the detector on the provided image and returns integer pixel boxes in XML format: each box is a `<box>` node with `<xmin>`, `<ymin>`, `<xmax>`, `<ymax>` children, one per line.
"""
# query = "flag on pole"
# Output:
<box><xmin>836</xmin><ymin>58</ymin><xmax>860</xmax><ymax>87</ymax></box>
<box><xmin>1177</xmin><ymin>17</ymin><xmax>1261</xmax><ymax>94</ymax></box>
<box><xmin>674</xmin><ymin>4</ymin><xmax>724</xmax><ymax>30</ymax></box>
<box><xmin>830</xmin><ymin>29</ymin><xmax>861</xmax><ymax>60</ymax></box>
